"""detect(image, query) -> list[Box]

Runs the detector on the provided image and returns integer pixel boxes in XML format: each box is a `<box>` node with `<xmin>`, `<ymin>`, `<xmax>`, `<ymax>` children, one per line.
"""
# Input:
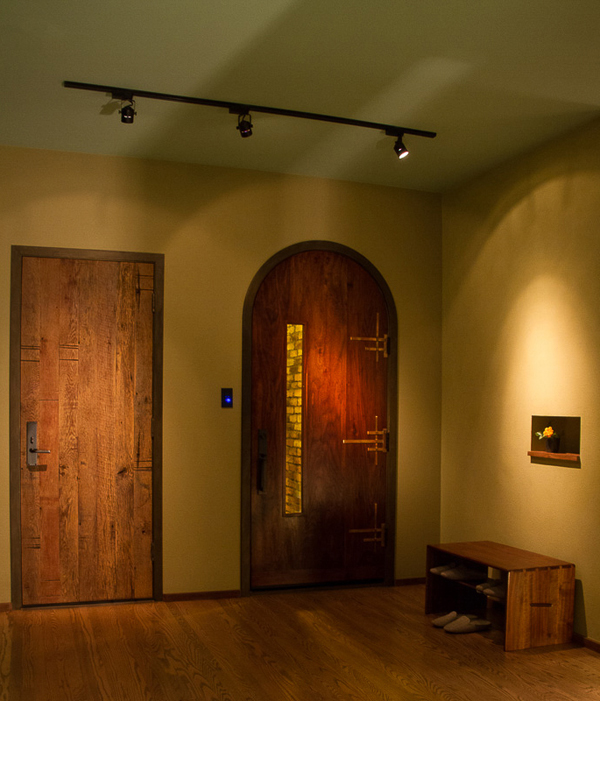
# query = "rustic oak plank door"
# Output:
<box><xmin>18</xmin><ymin>255</ymin><xmax>156</xmax><ymax>605</ymax></box>
<box><xmin>250</xmin><ymin>248</ymin><xmax>393</xmax><ymax>589</ymax></box>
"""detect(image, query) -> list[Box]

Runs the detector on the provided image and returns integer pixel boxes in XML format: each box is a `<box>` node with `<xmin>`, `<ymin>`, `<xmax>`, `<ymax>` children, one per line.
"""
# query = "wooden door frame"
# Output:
<box><xmin>241</xmin><ymin>240</ymin><xmax>398</xmax><ymax>595</ymax></box>
<box><xmin>10</xmin><ymin>245</ymin><xmax>165</xmax><ymax>608</ymax></box>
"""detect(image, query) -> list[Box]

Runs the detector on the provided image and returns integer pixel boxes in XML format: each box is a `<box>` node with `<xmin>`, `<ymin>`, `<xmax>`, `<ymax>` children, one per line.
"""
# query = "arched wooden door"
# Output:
<box><xmin>242</xmin><ymin>242</ymin><xmax>397</xmax><ymax>592</ymax></box>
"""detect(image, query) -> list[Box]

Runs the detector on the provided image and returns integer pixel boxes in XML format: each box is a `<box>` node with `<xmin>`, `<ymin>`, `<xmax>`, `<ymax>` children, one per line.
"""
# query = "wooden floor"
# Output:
<box><xmin>1</xmin><ymin>584</ymin><xmax>600</xmax><ymax>700</ymax></box>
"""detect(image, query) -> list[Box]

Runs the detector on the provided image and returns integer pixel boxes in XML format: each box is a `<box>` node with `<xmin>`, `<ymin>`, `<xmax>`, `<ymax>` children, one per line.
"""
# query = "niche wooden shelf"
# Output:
<box><xmin>527</xmin><ymin>450</ymin><xmax>580</xmax><ymax>462</ymax></box>
<box><xmin>529</xmin><ymin>415</ymin><xmax>581</xmax><ymax>463</ymax></box>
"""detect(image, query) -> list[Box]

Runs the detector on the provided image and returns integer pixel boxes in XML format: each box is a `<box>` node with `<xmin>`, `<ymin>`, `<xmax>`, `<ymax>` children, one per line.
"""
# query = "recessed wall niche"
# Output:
<box><xmin>528</xmin><ymin>415</ymin><xmax>581</xmax><ymax>463</ymax></box>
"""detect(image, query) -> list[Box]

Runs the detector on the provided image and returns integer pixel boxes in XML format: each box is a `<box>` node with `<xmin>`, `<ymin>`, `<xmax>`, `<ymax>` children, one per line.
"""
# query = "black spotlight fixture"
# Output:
<box><xmin>236</xmin><ymin>112</ymin><xmax>253</xmax><ymax>138</ymax></box>
<box><xmin>119</xmin><ymin>99</ymin><xmax>136</xmax><ymax>124</ymax></box>
<box><xmin>393</xmin><ymin>135</ymin><xmax>409</xmax><ymax>159</ymax></box>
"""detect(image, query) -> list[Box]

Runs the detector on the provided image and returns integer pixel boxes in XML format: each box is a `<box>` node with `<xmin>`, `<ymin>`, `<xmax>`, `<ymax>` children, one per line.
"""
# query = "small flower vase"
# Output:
<box><xmin>545</xmin><ymin>436</ymin><xmax>560</xmax><ymax>453</ymax></box>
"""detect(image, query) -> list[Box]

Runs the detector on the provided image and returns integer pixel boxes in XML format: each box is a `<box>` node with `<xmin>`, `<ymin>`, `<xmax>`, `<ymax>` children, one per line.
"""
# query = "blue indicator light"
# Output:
<box><xmin>221</xmin><ymin>388</ymin><xmax>233</xmax><ymax>408</ymax></box>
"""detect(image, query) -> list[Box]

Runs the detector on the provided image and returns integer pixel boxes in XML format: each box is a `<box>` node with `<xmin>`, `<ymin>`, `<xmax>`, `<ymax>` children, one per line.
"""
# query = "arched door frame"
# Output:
<box><xmin>241</xmin><ymin>240</ymin><xmax>398</xmax><ymax>594</ymax></box>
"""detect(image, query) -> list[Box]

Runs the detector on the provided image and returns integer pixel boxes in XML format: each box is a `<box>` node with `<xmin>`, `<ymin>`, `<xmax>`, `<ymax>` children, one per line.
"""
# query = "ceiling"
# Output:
<box><xmin>2</xmin><ymin>0</ymin><xmax>600</xmax><ymax>192</ymax></box>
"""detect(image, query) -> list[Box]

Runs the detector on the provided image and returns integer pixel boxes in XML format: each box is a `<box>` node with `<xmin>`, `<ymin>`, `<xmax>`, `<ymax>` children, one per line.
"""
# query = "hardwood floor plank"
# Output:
<box><xmin>270</xmin><ymin>591</ymin><xmax>449</xmax><ymax>700</ymax></box>
<box><xmin>163</xmin><ymin>602</ymin><xmax>263</xmax><ymax>700</ymax></box>
<box><xmin>218</xmin><ymin>597</ymin><xmax>380</xmax><ymax>700</ymax></box>
<box><xmin>243</xmin><ymin>593</ymin><xmax>421</xmax><ymax>700</ymax></box>
<box><xmin>119</xmin><ymin>602</ymin><xmax>233</xmax><ymax>700</ymax></box>
<box><xmin>73</xmin><ymin>605</ymin><xmax>146</xmax><ymax>700</ymax></box>
<box><xmin>2</xmin><ymin>585</ymin><xmax>600</xmax><ymax>700</ymax></box>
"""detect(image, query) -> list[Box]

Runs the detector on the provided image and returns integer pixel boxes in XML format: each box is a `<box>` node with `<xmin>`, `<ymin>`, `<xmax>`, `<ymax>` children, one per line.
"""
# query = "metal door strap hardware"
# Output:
<box><xmin>350</xmin><ymin>313</ymin><xmax>389</xmax><ymax>362</ymax></box>
<box><xmin>343</xmin><ymin>415</ymin><xmax>389</xmax><ymax>464</ymax></box>
<box><xmin>349</xmin><ymin>504</ymin><xmax>386</xmax><ymax>546</ymax></box>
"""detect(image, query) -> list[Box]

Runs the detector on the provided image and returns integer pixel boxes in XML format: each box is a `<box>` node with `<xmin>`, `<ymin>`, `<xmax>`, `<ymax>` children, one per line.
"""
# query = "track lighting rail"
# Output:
<box><xmin>63</xmin><ymin>80</ymin><xmax>436</xmax><ymax>143</ymax></box>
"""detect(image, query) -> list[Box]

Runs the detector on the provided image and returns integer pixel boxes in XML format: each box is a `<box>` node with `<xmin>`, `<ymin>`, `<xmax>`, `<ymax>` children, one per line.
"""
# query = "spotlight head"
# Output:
<box><xmin>393</xmin><ymin>135</ymin><xmax>409</xmax><ymax>159</ymax></box>
<box><xmin>236</xmin><ymin>113</ymin><xmax>253</xmax><ymax>138</ymax></box>
<box><xmin>120</xmin><ymin>101</ymin><xmax>136</xmax><ymax>124</ymax></box>
<box><xmin>394</xmin><ymin>135</ymin><xmax>408</xmax><ymax>158</ymax></box>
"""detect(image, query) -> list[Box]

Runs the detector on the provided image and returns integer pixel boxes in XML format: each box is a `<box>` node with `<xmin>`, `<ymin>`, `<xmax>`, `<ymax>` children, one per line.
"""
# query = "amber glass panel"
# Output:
<box><xmin>285</xmin><ymin>324</ymin><xmax>303</xmax><ymax>514</ymax></box>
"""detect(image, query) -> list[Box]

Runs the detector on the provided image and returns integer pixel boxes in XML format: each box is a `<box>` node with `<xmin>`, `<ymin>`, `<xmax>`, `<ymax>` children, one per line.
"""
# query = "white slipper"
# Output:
<box><xmin>429</xmin><ymin>562</ymin><xmax>457</xmax><ymax>575</ymax></box>
<box><xmin>483</xmin><ymin>584</ymin><xmax>506</xmax><ymax>599</ymax></box>
<box><xmin>432</xmin><ymin>611</ymin><xmax>477</xmax><ymax>628</ymax></box>
<box><xmin>476</xmin><ymin>579</ymin><xmax>502</xmax><ymax>593</ymax></box>
<box><xmin>444</xmin><ymin>616</ymin><xmax>492</xmax><ymax>634</ymax></box>
<box><xmin>432</xmin><ymin>611</ymin><xmax>459</xmax><ymax>627</ymax></box>
<box><xmin>440</xmin><ymin>566</ymin><xmax>487</xmax><ymax>583</ymax></box>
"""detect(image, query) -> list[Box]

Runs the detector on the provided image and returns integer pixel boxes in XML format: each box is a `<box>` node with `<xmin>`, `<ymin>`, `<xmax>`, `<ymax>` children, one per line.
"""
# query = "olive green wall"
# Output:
<box><xmin>442</xmin><ymin>118</ymin><xmax>600</xmax><ymax>640</ymax></box>
<box><xmin>6</xmin><ymin>119</ymin><xmax>600</xmax><ymax>641</ymax></box>
<box><xmin>0</xmin><ymin>144</ymin><xmax>442</xmax><ymax>602</ymax></box>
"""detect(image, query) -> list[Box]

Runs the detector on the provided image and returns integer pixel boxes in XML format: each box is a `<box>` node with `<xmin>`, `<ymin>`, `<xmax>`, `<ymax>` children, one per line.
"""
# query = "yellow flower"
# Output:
<box><xmin>543</xmin><ymin>426</ymin><xmax>554</xmax><ymax>438</ymax></box>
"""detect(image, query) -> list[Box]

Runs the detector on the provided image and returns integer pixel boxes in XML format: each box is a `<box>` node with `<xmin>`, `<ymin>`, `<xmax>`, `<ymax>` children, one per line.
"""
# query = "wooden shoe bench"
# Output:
<box><xmin>426</xmin><ymin>541</ymin><xmax>575</xmax><ymax>651</ymax></box>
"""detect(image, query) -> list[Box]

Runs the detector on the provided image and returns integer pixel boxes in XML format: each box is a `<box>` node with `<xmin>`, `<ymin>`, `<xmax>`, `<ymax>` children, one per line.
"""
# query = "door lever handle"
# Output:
<box><xmin>26</xmin><ymin>421</ymin><xmax>51</xmax><ymax>466</ymax></box>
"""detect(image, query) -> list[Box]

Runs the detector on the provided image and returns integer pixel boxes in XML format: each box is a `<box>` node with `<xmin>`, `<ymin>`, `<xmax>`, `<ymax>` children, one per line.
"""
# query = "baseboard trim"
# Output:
<box><xmin>163</xmin><ymin>590</ymin><xmax>241</xmax><ymax>602</ymax></box>
<box><xmin>573</xmin><ymin>632</ymin><xmax>600</xmax><ymax>654</ymax></box>
<box><xmin>0</xmin><ymin>602</ymin><xmax>13</xmax><ymax>613</ymax></box>
<box><xmin>165</xmin><ymin>582</ymin><xmax>426</xmax><ymax>601</ymax></box>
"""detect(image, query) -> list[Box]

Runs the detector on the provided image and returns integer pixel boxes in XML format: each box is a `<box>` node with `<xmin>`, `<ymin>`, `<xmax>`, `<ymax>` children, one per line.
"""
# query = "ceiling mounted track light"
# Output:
<box><xmin>393</xmin><ymin>135</ymin><xmax>409</xmax><ymax>159</ymax></box>
<box><xmin>236</xmin><ymin>112</ymin><xmax>253</xmax><ymax>138</ymax></box>
<box><xmin>64</xmin><ymin>81</ymin><xmax>436</xmax><ymax>159</ymax></box>
<box><xmin>119</xmin><ymin>99</ymin><xmax>136</xmax><ymax>124</ymax></box>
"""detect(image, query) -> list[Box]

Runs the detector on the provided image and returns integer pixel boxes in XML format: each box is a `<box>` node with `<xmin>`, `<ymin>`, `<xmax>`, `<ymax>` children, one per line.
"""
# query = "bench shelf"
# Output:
<box><xmin>426</xmin><ymin>541</ymin><xmax>575</xmax><ymax>651</ymax></box>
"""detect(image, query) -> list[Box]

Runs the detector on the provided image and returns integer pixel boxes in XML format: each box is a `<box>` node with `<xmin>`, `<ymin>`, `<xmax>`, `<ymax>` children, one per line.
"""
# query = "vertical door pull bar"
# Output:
<box><xmin>26</xmin><ymin>421</ymin><xmax>51</xmax><ymax>466</ymax></box>
<box><xmin>257</xmin><ymin>429</ymin><xmax>268</xmax><ymax>492</ymax></box>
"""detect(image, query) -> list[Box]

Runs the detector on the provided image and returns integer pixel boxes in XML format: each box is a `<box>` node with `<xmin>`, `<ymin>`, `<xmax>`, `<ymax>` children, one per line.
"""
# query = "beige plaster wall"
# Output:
<box><xmin>442</xmin><ymin>118</ymin><xmax>600</xmax><ymax>640</ymax></box>
<box><xmin>0</xmin><ymin>144</ymin><xmax>441</xmax><ymax>602</ymax></box>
